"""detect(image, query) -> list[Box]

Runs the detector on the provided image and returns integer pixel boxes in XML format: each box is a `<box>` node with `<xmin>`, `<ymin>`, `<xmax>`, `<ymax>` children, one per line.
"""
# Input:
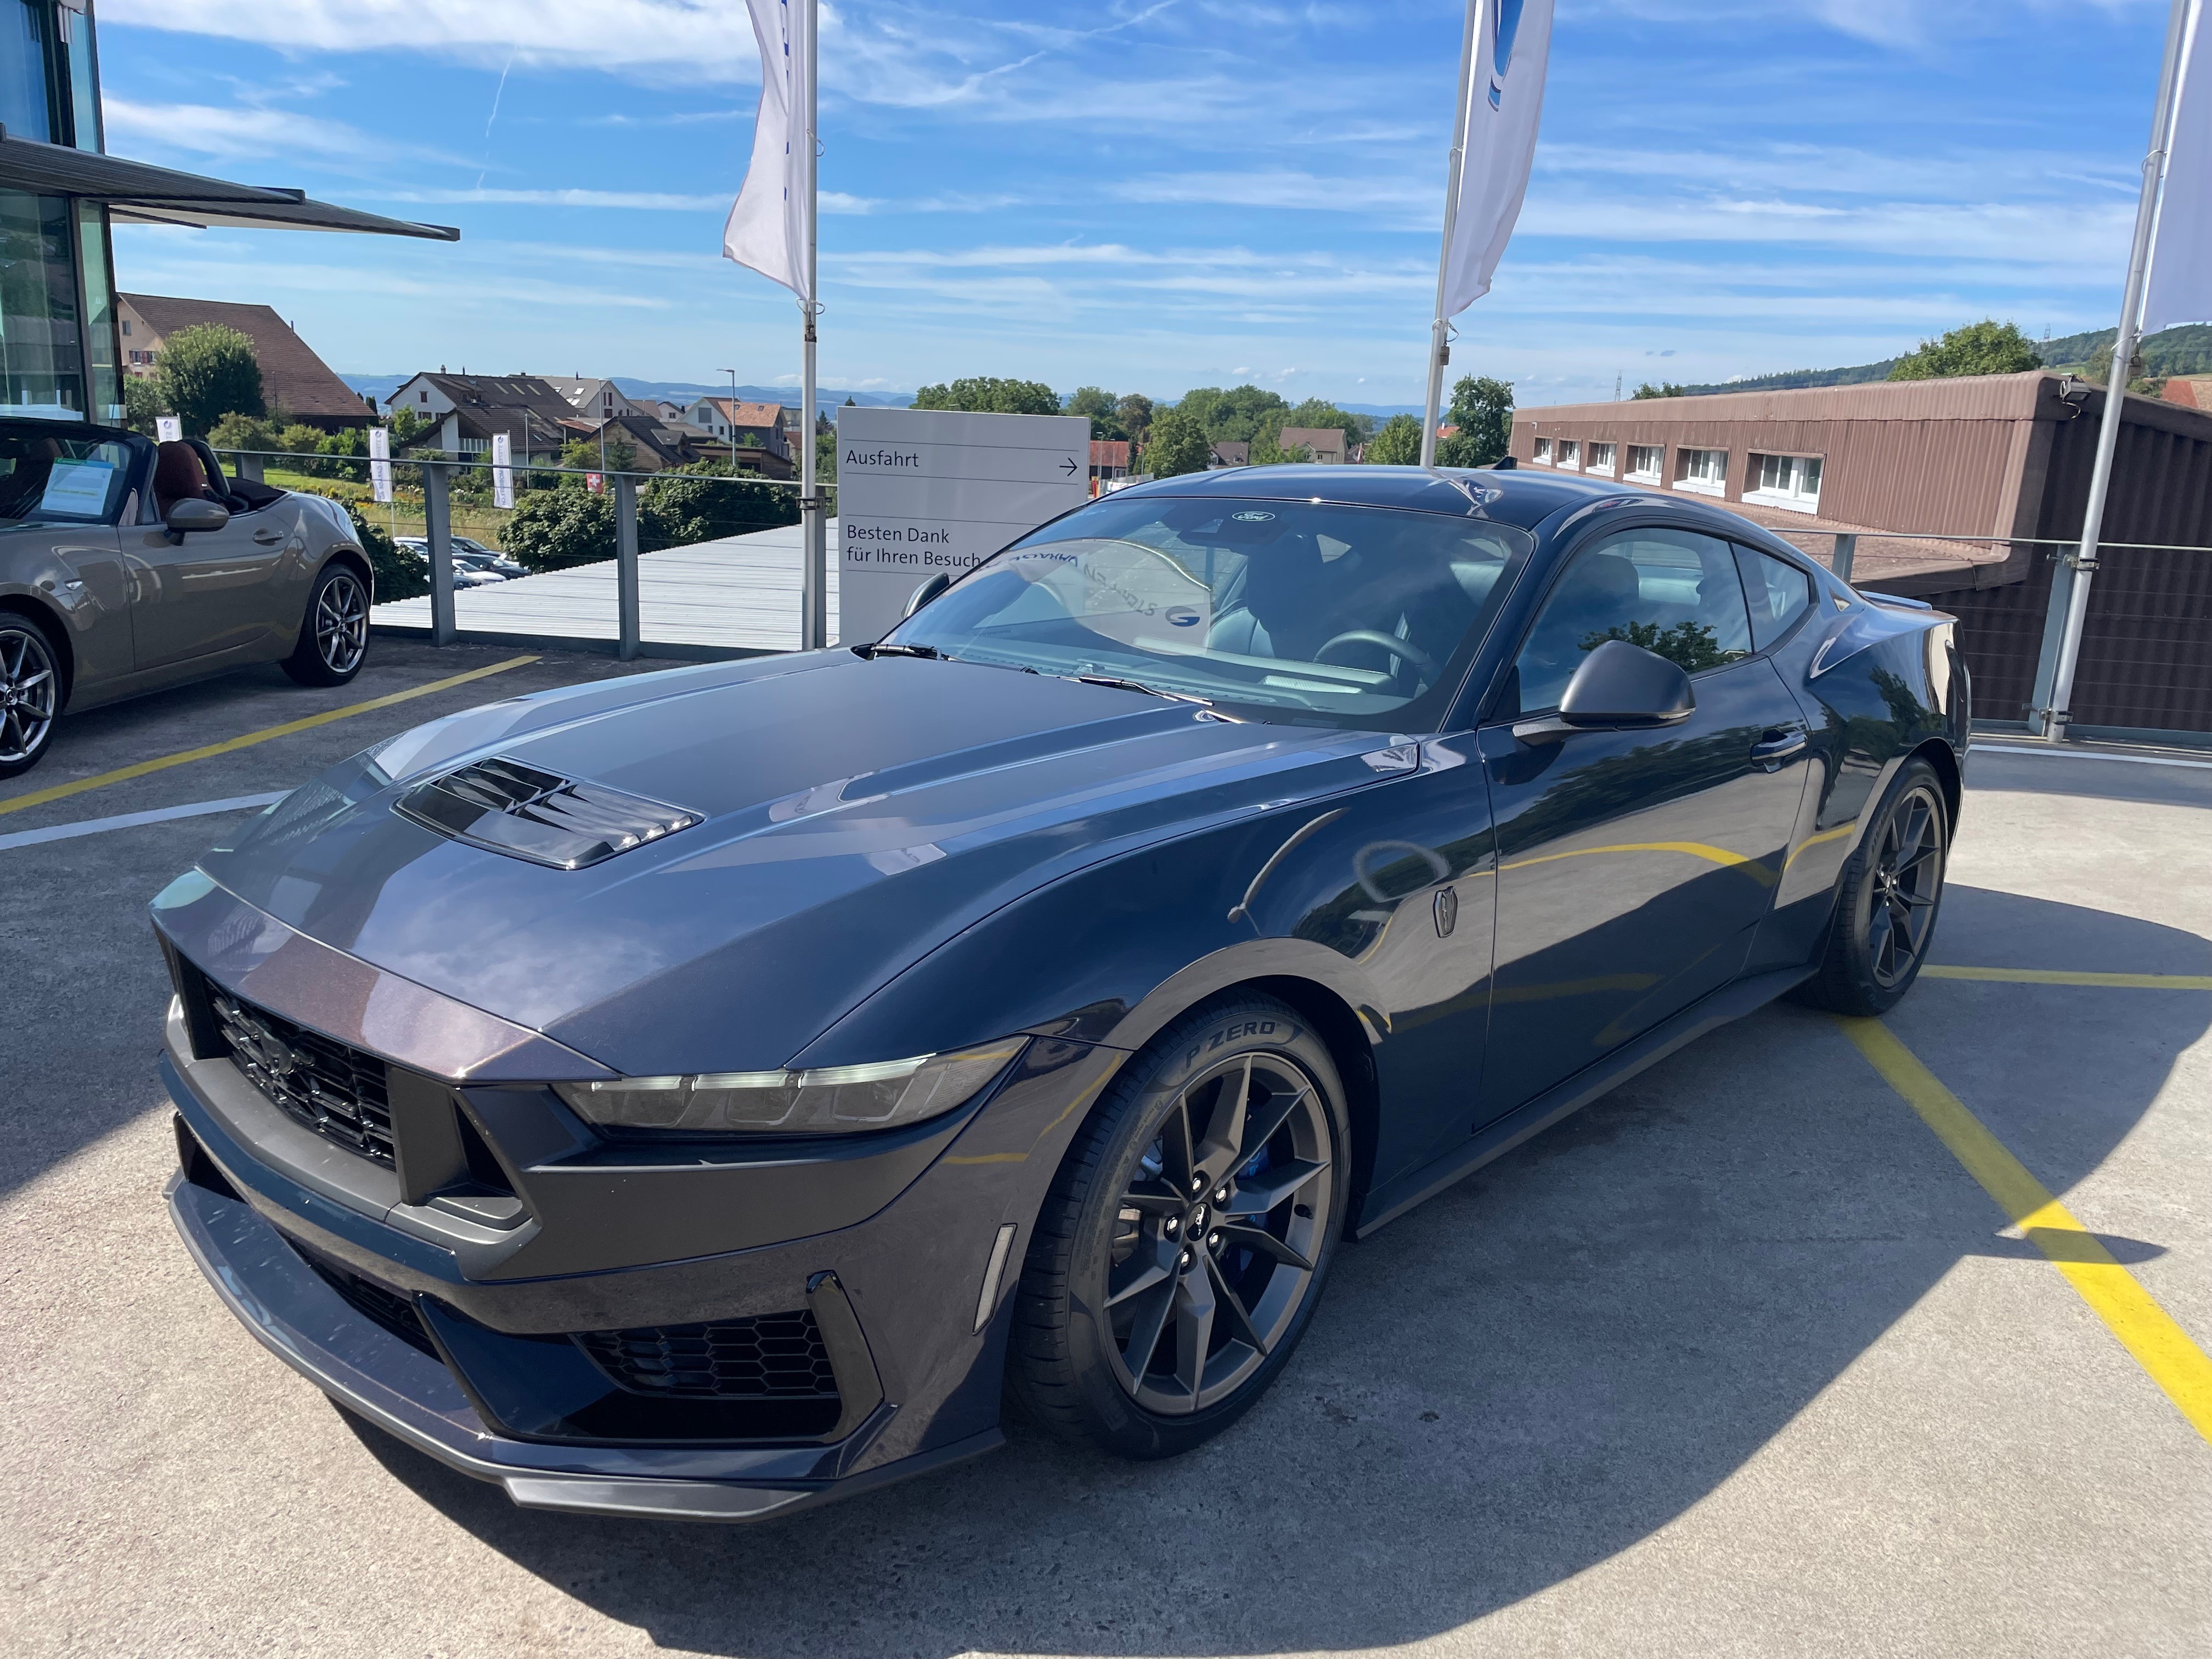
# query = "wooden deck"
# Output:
<box><xmin>370</xmin><ymin>521</ymin><xmax>843</xmax><ymax>654</ymax></box>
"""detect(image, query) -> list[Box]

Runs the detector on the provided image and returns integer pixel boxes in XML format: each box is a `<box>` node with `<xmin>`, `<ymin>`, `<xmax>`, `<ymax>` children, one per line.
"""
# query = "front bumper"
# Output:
<box><xmin>166</xmin><ymin>1164</ymin><xmax>998</xmax><ymax>1520</ymax></box>
<box><xmin>157</xmin><ymin>949</ymin><xmax>1125</xmax><ymax>1522</ymax></box>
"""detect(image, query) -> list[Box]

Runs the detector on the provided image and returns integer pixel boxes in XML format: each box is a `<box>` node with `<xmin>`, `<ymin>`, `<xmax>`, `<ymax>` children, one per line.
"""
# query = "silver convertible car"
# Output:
<box><xmin>0</xmin><ymin>417</ymin><xmax>375</xmax><ymax>778</ymax></box>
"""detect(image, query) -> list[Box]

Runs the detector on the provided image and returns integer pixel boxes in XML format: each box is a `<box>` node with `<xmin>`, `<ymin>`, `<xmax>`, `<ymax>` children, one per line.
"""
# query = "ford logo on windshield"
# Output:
<box><xmin>1230</xmin><ymin>510</ymin><xmax>1275</xmax><ymax>523</ymax></box>
<box><xmin>1165</xmin><ymin>606</ymin><xmax>1203</xmax><ymax>628</ymax></box>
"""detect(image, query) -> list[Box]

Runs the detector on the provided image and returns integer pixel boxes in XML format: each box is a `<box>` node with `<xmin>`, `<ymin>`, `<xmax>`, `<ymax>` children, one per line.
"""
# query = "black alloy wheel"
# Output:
<box><xmin>0</xmin><ymin>613</ymin><xmax>61</xmax><ymax>778</ymax></box>
<box><xmin>1796</xmin><ymin>755</ymin><xmax>1950</xmax><ymax>1017</ymax></box>
<box><xmin>284</xmin><ymin>565</ymin><xmax>369</xmax><ymax>686</ymax></box>
<box><xmin>1010</xmin><ymin>994</ymin><xmax>1350</xmax><ymax>1459</ymax></box>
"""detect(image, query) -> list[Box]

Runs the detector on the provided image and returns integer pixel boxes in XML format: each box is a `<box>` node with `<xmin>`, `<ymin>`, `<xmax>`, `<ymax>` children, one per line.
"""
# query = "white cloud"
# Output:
<box><xmin>103</xmin><ymin>97</ymin><xmax>460</xmax><ymax>167</ymax></box>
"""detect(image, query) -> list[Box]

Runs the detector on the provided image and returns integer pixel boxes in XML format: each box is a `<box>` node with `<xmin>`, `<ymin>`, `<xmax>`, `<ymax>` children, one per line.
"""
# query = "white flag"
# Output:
<box><xmin>155</xmin><ymin>415</ymin><xmax>181</xmax><ymax>443</ymax></box>
<box><xmin>369</xmin><ymin>425</ymin><xmax>392</xmax><ymax>504</ymax></box>
<box><xmin>722</xmin><ymin>0</ymin><xmax>813</xmax><ymax>297</ymax></box>
<box><xmin>1440</xmin><ymin>0</ymin><xmax>1554</xmax><ymax>318</ymax></box>
<box><xmin>492</xmin><ymin>431</ymin><xmax>514</xmax><ymax>510</ymax></box>
<box><xmin>2144</xmin><ymin>0</ymin><xmax>2211</xmax><ymax>334</ymax></box>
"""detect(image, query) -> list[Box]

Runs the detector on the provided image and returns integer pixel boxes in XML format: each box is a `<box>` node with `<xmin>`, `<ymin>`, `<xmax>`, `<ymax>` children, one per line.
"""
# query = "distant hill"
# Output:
<box><xmin>1667</xmin><ymin>323</ymin><xmax>2212</xmax><ymax>397</ymax></box>
<box><xmin>337</xmin><ymin>373</ymin><xmax>911</xmax><ymax>419</ymax></box>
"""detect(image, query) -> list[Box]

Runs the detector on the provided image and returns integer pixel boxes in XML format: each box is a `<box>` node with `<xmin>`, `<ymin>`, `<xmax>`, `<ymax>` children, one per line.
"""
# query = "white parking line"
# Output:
<box><xmin>0</xmin><ymin>792</ymin><xmax>287</xmax><ymax>853</ymax></box>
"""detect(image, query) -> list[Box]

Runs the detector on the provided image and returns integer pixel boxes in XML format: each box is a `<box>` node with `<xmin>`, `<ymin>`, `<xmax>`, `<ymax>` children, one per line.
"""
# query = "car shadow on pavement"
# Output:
<box><xmin>345</xmin><ymin>883</ymin><xmax>2207</xmax><ymax>1656</ymax></box>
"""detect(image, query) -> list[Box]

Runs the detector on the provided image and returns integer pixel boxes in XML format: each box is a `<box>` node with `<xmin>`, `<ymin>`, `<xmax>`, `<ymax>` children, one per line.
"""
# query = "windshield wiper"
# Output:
<box><xmin>858</xmin><ymin>642</ymin><xmax>940</xmax><ymax>660</ymax></box>
<box><xmin>1070</xmin><ymin>673</ymin><xmax>1212</xmax><ymax>706</ymax></box>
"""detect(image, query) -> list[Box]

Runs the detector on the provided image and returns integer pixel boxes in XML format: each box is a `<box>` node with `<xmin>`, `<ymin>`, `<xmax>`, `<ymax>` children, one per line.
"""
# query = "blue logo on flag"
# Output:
<box><xmin>1488</xmin><ymin>0</ymin><xmax>1525</xmax><ymax>110</ymax></box>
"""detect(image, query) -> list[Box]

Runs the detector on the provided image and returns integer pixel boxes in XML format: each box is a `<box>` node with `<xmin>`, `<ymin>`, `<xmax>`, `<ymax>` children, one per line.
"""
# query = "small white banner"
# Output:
<box><xmin>155</xmin><ymin>415</ymin><xmax>181</xmax><ymax>443</ymax></box>
<box><xmin>2144</xmin><ymin>0</ymin><xmax>2211</xmax><ymax>334</ymax></box>
<box><xmin>1440</xmin><ymin>0</ymin><xmax>1555</xmax><ymax>317</ymax></box>
<box><xmin>492</xmin><ymin>431</ymin><xmax>515</xmax><ymax>509</ymax></box>
<box><xmin>369</xmin><ymin>426</ymin><xmax>392</xmax><ymax>504</ymax></box>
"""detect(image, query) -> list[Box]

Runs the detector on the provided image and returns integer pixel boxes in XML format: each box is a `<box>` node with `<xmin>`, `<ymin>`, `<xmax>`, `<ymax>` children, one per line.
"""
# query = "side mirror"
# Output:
<box><xmin>1514</xmin><ymin>637</ymin><xmax>1695</xmax><ymax>744</ymax></box>
<box><xmin>163</xmin><ymin>498</ymin><xmax>230</xmax><ymax>544</ymax></box>
<box><xmin>904</xmin><ymin>571</ymin><xmax>950</xmax><ymax>618</ymax></box>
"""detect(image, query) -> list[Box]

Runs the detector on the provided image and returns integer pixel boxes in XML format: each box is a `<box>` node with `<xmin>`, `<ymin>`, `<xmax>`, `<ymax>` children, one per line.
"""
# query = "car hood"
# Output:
<box><xmin>187</xmin><ymin>651</ymin><xmax>1400</xmax><ymax>1075</ymax></box>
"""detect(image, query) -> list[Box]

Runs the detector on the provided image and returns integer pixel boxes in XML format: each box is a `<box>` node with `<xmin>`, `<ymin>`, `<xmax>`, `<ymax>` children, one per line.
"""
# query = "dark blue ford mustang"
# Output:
<box><xmin>153</xmin><ymin>465</ymin><xmax>1967</xmax><ymax>1520</ymax></box>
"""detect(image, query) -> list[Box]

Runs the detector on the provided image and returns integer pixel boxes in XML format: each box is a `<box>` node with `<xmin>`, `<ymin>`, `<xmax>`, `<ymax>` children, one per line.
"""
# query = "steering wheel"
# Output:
<box><xmin>1314</xmin><ymin>630</ymin><xmax>1438</xmax><ymax>678</ymax></box>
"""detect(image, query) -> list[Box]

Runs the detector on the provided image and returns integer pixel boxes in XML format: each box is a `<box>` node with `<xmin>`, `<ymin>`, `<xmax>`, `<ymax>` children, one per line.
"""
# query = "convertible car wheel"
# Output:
<box><xmin>0</xmin><ymin>612</ymin><xmax>61</xmax><ymax>778</ymax></box>
<box><xmin>1796</xmin><ymin>756</ymin><xmax>1950</xmax><ymax>1017</ymax></box>
<box><xmin>1011</xmin><ymin>994</ymin><xmax>1349</xmax><ymax>1459</ymax></box>
<box><xmin>283</xmin><ymin>563</ymin><xmax>369</xmax><ymax>686</ymax></box>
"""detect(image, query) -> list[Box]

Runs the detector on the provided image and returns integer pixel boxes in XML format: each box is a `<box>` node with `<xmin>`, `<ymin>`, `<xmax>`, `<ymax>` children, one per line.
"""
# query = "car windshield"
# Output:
<box><xmin>0</xmin><ymin>426</ymin><xmax>135</xmax><ymax>528</ymax></box>
<box><xmin>885</xmin><ymin>495</ymin><xmax>1534</xmax><ymax>729</ymax></box>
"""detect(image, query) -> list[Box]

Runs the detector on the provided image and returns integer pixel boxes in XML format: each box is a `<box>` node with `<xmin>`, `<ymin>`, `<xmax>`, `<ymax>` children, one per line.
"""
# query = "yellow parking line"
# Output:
<box><xmin>0</xmin><ymin>654</ymin><xmax>539</xmax><ymax>820</ymax></box>
<box><xmin>1837</xmin><ymin>1016</ymin><xmax>2212</xmax><ymax>1446</ymax></box>
<box><xmin>1923</xmin><ymin>966</ymin><xmax>2212</xmax><ymax>991</ymax></box>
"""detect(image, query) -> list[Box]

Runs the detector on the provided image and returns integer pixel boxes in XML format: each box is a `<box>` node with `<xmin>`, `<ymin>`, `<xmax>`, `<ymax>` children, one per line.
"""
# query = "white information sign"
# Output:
<box><xmin>369</xmin><ymin>425</ymin><xmax>393</xmax><ymax>504</ymax></box>
<box><xmin>155</xmin><ymin>415</ymin><xmax>182</xmax><ymax>443</ymax></box>
<box><xmin>491</xmin><ymin>431</ymin><xmax>514</xmax><ymax>509</ymax></box>
<box><xmin>834</xmin><ymin>407</ymin><xmax>1090</xmax><ymax>643</ymax></box>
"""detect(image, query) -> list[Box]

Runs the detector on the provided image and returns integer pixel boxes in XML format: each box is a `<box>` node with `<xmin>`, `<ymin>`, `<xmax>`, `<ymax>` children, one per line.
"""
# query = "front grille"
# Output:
<box><xmin>296</xmin><ymin>1244</ymin><xmax>437</xmax><ymax>1357</ymax></box>
<box><xmin>208</xmin><ymin>986</ymin><xmax>394</xmax><ymax>1167</ymax></box>
<box><xmin>577</xmin><ymin>1311</ymin><xmax>839</xmax><ymax>1401</ymax></box>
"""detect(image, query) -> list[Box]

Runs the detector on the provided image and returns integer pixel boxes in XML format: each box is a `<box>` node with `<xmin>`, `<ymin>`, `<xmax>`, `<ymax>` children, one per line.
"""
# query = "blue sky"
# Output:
<box><xmin>95</xmin><ymin>1</ymin><xmax>2174</xmax><ymax>409</ymax></box>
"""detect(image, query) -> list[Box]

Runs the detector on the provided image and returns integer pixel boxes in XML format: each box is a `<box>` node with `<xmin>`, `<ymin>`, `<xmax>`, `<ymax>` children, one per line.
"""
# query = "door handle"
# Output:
<box><xmin>1750</xmin><ymin>729</ymin><xmax>1807</xmax><ymax>770</ymax></box>
<box><xmin>253</xmin><ymin>527</ymin><xmax>285</xmax><ymax>545</ymax></box>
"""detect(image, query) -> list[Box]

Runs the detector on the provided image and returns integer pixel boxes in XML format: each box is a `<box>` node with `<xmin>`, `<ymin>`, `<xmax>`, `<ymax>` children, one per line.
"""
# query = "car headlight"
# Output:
<box><xmin>552</xmin><ymin>1038</ymin><xmax>1025</xmax><ymax>1135</ymax></box>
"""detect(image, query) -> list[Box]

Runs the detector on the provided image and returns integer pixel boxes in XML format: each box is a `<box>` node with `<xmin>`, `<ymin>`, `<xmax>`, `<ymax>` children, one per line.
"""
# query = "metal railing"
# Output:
<box><xmin>215</xmin><ymin>447</ymin><xmax>810</xmax><ymax>662</ymax></box>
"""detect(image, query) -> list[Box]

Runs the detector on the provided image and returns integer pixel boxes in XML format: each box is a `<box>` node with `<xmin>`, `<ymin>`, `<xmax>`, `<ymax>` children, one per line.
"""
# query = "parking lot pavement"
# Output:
<box><xmin>3</xmin><ymin>713</ymin><xmax>2207</xmax><ymax>1658</ymax></box>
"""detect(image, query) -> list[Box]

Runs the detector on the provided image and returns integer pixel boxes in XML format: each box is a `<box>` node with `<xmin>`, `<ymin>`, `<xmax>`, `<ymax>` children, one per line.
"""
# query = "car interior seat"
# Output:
<box><xmin>153</xmin><ymin>442</ymin><xmax>218</xmax><ymax>517</ymax></box>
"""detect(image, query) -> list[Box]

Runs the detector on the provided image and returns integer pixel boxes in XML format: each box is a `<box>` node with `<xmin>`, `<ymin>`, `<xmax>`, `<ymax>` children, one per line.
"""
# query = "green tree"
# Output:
<box><xmin>1440</xmin><ymin>375</ymin><xmax>1514</xmax><ymax>466</ymax></box>
<box><xmin>1143</xmin><ymin>405</ymin><xmax>1212</xmax><ymax>477</ymax></box>
<box><xmin>1363</xmin><ymin>413</ymin><xmax>1424</xmax><ymax>466</ymax></box>
<box><xmin>346</xmin><ymin>501</ymin><xmax>426</xmax><ymax>601</ymax></box>
<box><xmin>1176</xmin><ymin>385</ymin><xmax>1291</xmax><ymax>444</ymax></box>
<box><xmin>911</xmin><ymin>376</ymin><xmax>1060</xmax><ymax>415</ymax></box>
<box><xmin>207</xmin><ymin>411</ymin><xmax>279</xmax><ymax>456</ymax></box>
<box><xmin>1631</xmin><ymin>381</ymin><xmax>1685</xmax><ymax>399</ymax></box>
<box><xmin>153</xmin><ymin>324</ymin><xmax>264</xmax><ymax>437</ymax></box>
<box><xmin>2083</xmin><ymin>341</ymin><xmax>2162</xmax><ymax>393</ymax></box>
<box><xmin>1064</xmin><ymin>386</ymin><xmax>1128</xmax><ymax>442</ymax></box>
<box><xmin>388</xmin><ymin>407</ymin><xmax>429</xmax><ymax>447</ymax></box>
<box><xmin>1580</xmin><ymin>618</ymin><xmax>1737</xmax><ymax>674</ymax></box>
<box><xmin>643</xmin><ymin>466</ymin><xmax>800</xmax><ymax>550</ymax></box>
<box><xmin>1115</xmin><ymin>392</ymin><xmax>1153</xmax><ymax>443</ymax></box>
<box><xmin>1888</xmin><ymin>319</ymin><xmax>2042</xmax><ymax>381</ymax></box>
<box><xmin>122</xmin><ymin>376</ymin><xmax>168</xmax><ymax>435</ymax></box>
<box><xmin>504</xmin><ymin>486</ymin><xmax>616</xmax><ymax>571</ymax></box>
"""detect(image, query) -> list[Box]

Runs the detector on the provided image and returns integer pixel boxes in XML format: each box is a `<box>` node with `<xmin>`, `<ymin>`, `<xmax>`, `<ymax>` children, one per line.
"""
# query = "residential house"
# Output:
<box><xmin>681</xmin><ymin>396</ymin><xmax>795</xmax><ymax>479</ymax></box>
<box><xmin>1278</xmin><ymin>426</ymin><xmax>1348</xmax><ymax>465</ymax></box>
<box><xmin>2160</xmin><ymin>375</ymin><xmax>2212</xmax><ymax>410</ymax></box>
<box><xmin>1089</xmin><ymin>439</ymin><xmax>1130</xmax><ymax>495</ymax></box>
<box><xmin>1510</xmin><ymin>371</ymin><xmax>2212</xmax><ymax>736</ymax></box>
<box><xmin>1207</xmin><ymin>440</ymin><xmax>1250</xmax><ymax>469</ymax></box>
<box><xmin>385</xmin><ymin>372</ymin><xmax>578</xmax><ymax>464</ymax></box>
<box><xmin>542</xmin><ymin>376</ymin><xmax>640</xmax><ymax>423</ymax></box>
<box><xmin>117</xmin><ymin>294</ymin><xmax>374</xmax><ymax>430</ymax></box>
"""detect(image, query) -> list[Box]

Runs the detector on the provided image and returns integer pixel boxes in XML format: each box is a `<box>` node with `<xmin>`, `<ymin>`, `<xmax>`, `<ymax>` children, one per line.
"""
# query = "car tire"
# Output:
<box><xmin>0</xmin><ymin>608</ymin><xmax>64</xmax><ymax>779</ymax></box>
<box><xmin>1008</xmin><ymin>992</ymin><xmax>1350</xmax><ymax>1460</ymax></box>
<box><xmin>1792</xmin><ymin>755</ymin><xmax>1950</xmax><ymax>1017</ymax></box>
<box><xmin>283</xmin><ymin>562</ymin><xmax>370</xmax><ymax>687</ymax></box>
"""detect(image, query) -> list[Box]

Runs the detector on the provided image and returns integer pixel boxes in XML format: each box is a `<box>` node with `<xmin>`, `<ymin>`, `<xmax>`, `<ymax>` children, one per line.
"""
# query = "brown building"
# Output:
<box><xmin>1278</xmin><ymin>425</ymin><xmax>1348</xmax><ymax>465</ymax></box>
<box><xmin>1090</xmin><ymin>439</ymin><xmax>1130</xmax><ymax>494</ymax></box>
<box><xmin>1510</xmin><ymin>373</ymin><xmax>2212</xmax><ymax>740</ymax></box>
<box><xmin>117</xmin><ymin>294</ymin><xmax>373</xmax><ymax>430</ymax></box>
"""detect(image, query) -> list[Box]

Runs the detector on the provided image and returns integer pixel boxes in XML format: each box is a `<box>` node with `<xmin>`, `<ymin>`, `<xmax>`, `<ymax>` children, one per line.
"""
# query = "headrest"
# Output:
<box><xmin>154</xmin><ymin>441</ymin><xmax>207</xmax><ymax>503</ymax></box>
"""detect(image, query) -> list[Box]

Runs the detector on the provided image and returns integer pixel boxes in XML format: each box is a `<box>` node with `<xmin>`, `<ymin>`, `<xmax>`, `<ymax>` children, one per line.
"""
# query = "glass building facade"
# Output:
<box><xmin>0</xmin><ymin>0</ymin><xmax>121</xmax><ymax>422</ymax></box>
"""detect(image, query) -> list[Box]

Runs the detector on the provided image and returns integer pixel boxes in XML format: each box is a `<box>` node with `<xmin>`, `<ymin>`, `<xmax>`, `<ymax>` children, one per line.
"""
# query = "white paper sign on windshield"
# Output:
<box><xmin>836</xmin><ymin>406</ymin><xmax>1090</xmax><ymax>644</ymax></box>
<box><xmin>38</xmin><ymin>460</ymin><xmax>113</xmax><ymax>517</ymax></box>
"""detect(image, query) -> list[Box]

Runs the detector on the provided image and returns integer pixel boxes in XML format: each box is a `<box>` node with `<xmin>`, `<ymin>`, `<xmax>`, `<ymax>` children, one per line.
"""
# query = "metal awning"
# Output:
<box><xmin>0</xmin><ymin>127</ymin><xmax>459</xmax><ymax>241</ymax></box>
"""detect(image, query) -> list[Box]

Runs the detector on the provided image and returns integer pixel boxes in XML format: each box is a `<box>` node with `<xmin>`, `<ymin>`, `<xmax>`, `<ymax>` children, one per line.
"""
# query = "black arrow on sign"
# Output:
<box><xmin>1060</xmin><ymin>456</ymin><xmax>1079</xmax><ymax>475</ymax></box>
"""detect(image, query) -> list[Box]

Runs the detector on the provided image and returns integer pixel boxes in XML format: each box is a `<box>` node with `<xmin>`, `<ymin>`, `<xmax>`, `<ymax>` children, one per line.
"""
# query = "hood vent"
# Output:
<box><xmin>394</xmin><ymin>757</ymin><xmax>701</xmax><ymax>870</ymax></box>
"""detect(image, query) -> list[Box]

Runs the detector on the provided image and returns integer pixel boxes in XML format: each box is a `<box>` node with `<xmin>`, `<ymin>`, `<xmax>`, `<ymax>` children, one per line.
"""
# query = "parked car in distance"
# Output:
<box><xmin>393</xmin><ymin>537</ymin><xmax>505</xmax><ymax>585</ymax></box>
<box><xmin>0</xmin><ymin>418</ymin><xmax>374</xmax><ymax>778</ymax></box>
<box><xmin>156</xmin><ymin>464</ymin><xmax>1967</xmax><ymax>1521</ymax></box>
<box><xmin>450</xmin><ymin>536</ymin><xmax>527</xmax><ymax>579</ymax></box>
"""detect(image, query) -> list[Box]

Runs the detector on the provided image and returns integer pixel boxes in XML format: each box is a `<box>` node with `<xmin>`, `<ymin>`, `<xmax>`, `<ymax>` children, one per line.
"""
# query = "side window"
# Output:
<box><xmin>1733</xmin><ymin>544</ymin><xmax>1813</xmax><ymax>651</ymax></box>
<box><xmin>1511</xmin><ymin>527</ymin><xmax>1753</xmax><ymax>713</ymax></box>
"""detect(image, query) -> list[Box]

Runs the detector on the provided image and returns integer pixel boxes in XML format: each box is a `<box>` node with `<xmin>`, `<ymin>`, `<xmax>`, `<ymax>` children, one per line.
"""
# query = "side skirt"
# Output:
<box><xmin>1353</xmin><ymin>964</ymin><xmax>1816</xmax><ymax>1238</ymax></box>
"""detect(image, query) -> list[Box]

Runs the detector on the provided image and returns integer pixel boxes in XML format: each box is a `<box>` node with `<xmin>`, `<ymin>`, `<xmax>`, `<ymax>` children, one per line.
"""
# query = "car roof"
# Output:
<box><xmin>1120</xmin><ymin>463</ymin><xmax>1634</xmax><ymax>531</ymax></box>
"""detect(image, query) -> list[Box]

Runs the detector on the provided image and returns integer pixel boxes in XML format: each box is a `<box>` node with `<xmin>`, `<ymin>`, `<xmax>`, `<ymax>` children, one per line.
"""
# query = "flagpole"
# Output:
<box><xmin>798</xmin><ymin>0</ymin><xmax>826</xmax><ymax>649</ymax></box>
<box><xmin>1420</xmin><ymin>0</ymin><xmax>1482</xmax><ymax>468</ymax></box>
<box><xmin>2043</xmin><ymin>0</ymin><xmax>2193</xmax><ymax>740</ymax></box>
